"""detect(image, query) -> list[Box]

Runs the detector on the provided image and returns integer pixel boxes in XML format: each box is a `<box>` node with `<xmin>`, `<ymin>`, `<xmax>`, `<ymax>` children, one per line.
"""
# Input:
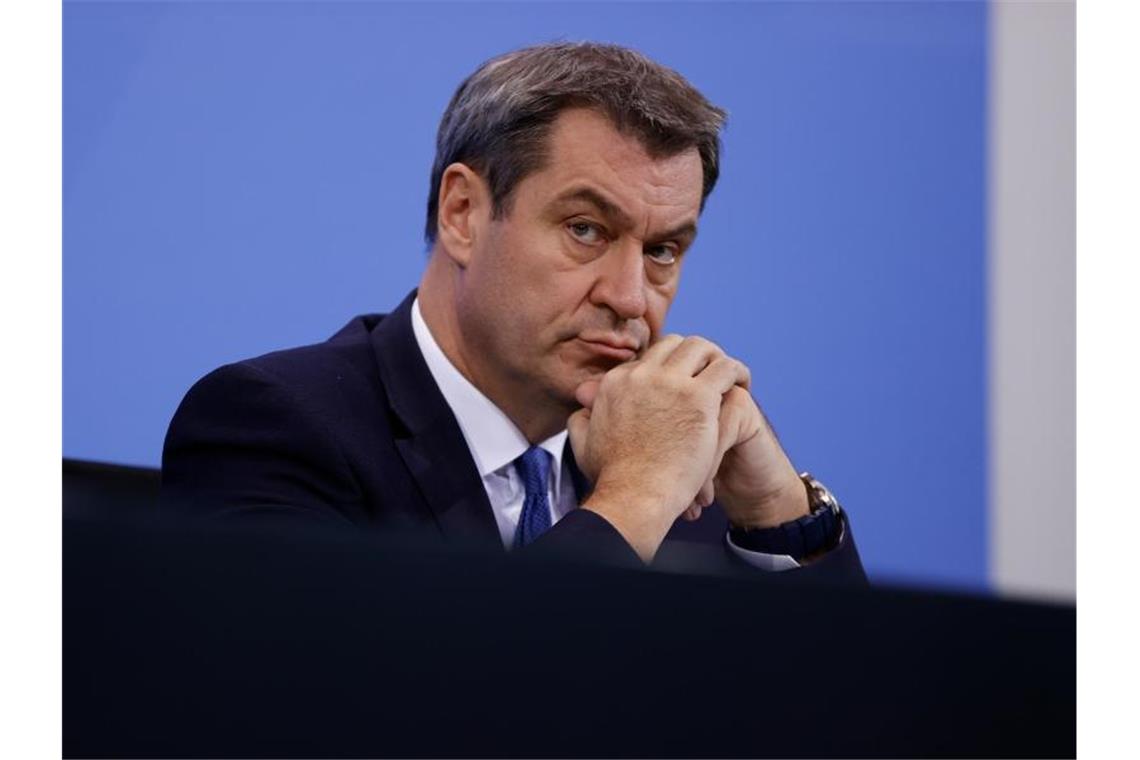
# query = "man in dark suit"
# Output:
<box><xmin>163</xmin><ymin>42</ymin><xmax>866</xmax><ymax>583</ymax></box>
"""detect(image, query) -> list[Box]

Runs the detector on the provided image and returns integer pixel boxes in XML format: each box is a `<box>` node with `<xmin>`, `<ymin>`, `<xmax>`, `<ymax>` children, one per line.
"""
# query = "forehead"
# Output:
<box><xmin>530</xmin><ymin>108</ymin><xmax>704</xmax><ymax>218</ymax></box>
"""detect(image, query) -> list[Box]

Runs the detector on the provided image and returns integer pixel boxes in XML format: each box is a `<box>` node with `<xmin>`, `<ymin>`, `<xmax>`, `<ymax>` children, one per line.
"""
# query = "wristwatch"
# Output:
<box><xmin>728</xmin><ymin>472</ymin><xmax>844</xmax><ymax>560</ymax></box>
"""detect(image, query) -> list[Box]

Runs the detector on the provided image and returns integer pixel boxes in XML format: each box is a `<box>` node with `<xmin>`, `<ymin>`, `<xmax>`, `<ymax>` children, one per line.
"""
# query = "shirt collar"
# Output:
<box><xmin>410</xmin><ymin>297</ymin><xmax>567</xmax><ymax>484</ymax></box>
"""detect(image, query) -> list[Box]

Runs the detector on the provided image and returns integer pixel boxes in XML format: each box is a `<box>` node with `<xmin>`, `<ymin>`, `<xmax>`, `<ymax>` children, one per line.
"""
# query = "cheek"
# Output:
<box><xmin>489</xmin><ymin>257</ymin><xmax>581</xmax><ymax>344</ymax></box>
<box><xmin>518</xmin><ymin>249</ymin><xmax>596</xmax><ymax>319</ymax></box>
<box><xmin>645</xmin><ymin>286</ymin><xmax>676</xmax><ymax>337</ymax></box>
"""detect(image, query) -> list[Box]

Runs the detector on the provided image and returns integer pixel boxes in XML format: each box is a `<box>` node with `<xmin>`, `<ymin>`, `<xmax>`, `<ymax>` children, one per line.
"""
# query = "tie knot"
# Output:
<box><xmin>515</xmin><ymin>446</ymin><xmax>552</xmax><ymax>496</ymax></box>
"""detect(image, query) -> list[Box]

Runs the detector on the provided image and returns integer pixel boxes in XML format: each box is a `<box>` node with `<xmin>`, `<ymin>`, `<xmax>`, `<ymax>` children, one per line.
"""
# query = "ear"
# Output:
<box><xmin>435</xmin><ymin>162</ymin><xmax>490</xmax><ymax>268</ymax></box>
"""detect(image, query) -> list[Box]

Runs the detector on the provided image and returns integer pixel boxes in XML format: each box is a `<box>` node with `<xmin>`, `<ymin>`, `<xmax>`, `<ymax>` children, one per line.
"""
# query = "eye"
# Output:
<box><xmin>567</xmin><ymin>220</ymin><xmax>605</xmax><ymax>245</ymax></box>
<box><xmin>645</xmin><ymin>244</ymin><xmax>679</xmax><ymax>266</ymax></box>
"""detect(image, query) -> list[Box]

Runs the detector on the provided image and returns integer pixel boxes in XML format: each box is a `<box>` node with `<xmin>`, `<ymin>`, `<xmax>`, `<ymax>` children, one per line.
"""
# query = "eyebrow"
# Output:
<box><xmin>551</xmin><ymin>186</ymin><xmax>699</xmax><ymax>244</ymax></box>
<box><xmin>552</xmin><ymin>187</ymin><xmax>634</xmax><ymax>229</ymax></box>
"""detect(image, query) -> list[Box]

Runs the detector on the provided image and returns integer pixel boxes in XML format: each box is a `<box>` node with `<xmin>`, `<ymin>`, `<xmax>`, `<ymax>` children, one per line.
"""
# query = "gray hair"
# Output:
<box><xmin>424</xmin><ymin>41</ymin><xmax>728</xmax><ymax>244</ymax></box>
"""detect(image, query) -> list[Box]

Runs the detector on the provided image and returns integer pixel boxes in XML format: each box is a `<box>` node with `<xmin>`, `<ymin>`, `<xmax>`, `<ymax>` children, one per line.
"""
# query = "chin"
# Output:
<box><xmin>542</xmin><ymin>352</ymin><xmax>622</xmax><ymax>408</ymax></box>
<box><xmin>538</xmin><ymin>369</ymin><xmax>589</xmax><ymax>407</ymax></box>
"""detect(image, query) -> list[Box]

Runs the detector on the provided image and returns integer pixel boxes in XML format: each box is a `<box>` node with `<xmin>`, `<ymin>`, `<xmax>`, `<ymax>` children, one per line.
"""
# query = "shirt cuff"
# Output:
<box><xmin>724</xmin><ymin>531</ymin><xmax>801</xmax><ymax>572</ymax></box>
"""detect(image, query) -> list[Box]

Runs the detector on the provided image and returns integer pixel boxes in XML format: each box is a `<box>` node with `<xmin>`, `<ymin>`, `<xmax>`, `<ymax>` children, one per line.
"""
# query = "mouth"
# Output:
<box><xmin>575</xmin><ymin>336</ymin><xmax>639</xmax><ymax>362</ymax></box>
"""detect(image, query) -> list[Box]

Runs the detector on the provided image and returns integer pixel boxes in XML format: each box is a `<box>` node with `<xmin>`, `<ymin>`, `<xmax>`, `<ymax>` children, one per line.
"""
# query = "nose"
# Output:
<box><xmin>589</xmin><ymin>239</ymin><xmax>647</xmax><ymax>321</ymax></box>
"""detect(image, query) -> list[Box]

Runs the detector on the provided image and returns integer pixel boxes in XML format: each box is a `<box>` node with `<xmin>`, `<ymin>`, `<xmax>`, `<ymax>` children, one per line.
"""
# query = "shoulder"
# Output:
<box><xmin>161</xmin><ymin>315</ymin><xmax>398</xmax><ymax>522</ymax></box>
<box><xmin>235</xmin><ymin>313</ymin><xmax>386</xmax><ymax>395</ymax></box>
<box><xmin>168</xmin><ymin>313</ymin><xmax>394</xmax><ymax>445</ymax></box>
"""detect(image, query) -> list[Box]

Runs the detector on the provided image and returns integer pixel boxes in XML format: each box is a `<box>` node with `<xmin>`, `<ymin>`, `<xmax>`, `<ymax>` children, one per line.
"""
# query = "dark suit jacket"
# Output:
<box><xmin>162</xmin><ymin>291</ymin><xmax>866</xmax><ymax>583</ymax></box>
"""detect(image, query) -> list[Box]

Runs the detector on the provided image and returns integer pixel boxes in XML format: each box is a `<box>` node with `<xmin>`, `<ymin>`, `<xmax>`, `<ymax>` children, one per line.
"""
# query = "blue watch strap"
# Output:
<box><xmin>728</xmin><ymin>474</ymin><xmax>843</xmax><ymax>559</ymax></box>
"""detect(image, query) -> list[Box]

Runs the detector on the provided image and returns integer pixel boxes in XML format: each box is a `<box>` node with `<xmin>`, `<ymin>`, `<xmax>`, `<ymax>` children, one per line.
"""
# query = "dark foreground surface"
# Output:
<box><xmin>64</xmin><ymin>522</ymin><xmax>1073</xmax><ymax>759</ymax></box>
<box><xmin>63</xmin><ymin>460</ymin><xmax>1074</xmax><ymax>758</ymax></box>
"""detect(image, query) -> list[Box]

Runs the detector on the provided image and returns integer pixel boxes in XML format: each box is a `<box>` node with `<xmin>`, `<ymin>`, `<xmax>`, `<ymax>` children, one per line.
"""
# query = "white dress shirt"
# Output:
<box><xmin>410</xmin><ymin>297</ymin><xmax>798</xmax><ymax>570</ymax></box>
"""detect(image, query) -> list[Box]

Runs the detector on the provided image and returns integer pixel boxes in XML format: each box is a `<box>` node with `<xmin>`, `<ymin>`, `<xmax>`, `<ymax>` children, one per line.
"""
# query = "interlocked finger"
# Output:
<box><xmin>662</xmin><ymin>335</ymin><xmax>726</xmax><ymax>377</ymax></box>
<box><xmin>638</xmin><ymin>333</ymin><xmax>686</xmax><ymax>367</ymax></box>
<box><xmin>694</xmin><ymin>356</ymin><xmax>751</xmax><ymax>398</ymax></box>
<box><xmin>707</xmin><ymin>388</ymin><xmax>752</xmax><ymax>484</ymax></box>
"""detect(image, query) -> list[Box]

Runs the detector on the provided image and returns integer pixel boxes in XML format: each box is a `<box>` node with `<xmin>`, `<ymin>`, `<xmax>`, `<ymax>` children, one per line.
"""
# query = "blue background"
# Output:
<box><xmin>64</xmin><ymin>1</ymin><xmax>989</xmax><ymax>592</ymax></box>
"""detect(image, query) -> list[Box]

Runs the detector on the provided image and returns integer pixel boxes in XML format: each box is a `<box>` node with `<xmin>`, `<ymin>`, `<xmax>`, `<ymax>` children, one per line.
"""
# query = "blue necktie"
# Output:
<box><xmin>513</xmin><ymin>446</ymin><xmax>553</xmax><ymax>549</ymax></box>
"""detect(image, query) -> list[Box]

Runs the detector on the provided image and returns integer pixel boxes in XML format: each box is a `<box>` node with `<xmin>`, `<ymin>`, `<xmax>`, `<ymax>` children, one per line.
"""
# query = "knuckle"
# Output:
<box><xmin>710</xmin><ymin>355</ymin><xmax>732</xmax><ymax>372</ymax></box>
<box><xmin>680</xmin><ymin>335</ymin><xmax>701</xmax><ymax>348</ymax></box>
<box><xmin>693</xmin><ymin>335</ymin><xmax>724</xmax><ymax>356</ymax></box>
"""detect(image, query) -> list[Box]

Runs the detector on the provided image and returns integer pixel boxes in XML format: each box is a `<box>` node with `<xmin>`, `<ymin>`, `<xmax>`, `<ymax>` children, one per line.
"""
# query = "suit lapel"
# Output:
<box><xmin>369</xmin><ymin>291</ymin><xmax>502</xmax><ymax>550</ymax></box>
<box><xmin>564</xmin><ymin>438</ymin><xmax>594</xmax><ymax>504</ymax></box>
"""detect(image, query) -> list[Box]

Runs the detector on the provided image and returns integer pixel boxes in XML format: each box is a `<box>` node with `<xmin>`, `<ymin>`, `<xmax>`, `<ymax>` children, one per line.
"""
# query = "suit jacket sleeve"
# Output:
<box><xmin>723</xmin><ymin>513</ymin><xmax>869</xmax><ymax>585</ymax></box>
<box><xmin>528</xmin><ymin>497</ymin><xmax>868</xmax><ymax>585</ymax></box>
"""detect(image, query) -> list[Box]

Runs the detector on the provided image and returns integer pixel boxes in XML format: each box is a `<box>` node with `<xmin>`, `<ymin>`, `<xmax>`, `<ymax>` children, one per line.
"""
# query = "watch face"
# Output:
<box><xmin>802</xmin><ymin>474</ymin><xmax>841</xmax><ymax>516</ymax></box>
<box><xmin>819</xmin><ymin>490</ymin><xmax>841</xmax><ymax>516</ymax></box>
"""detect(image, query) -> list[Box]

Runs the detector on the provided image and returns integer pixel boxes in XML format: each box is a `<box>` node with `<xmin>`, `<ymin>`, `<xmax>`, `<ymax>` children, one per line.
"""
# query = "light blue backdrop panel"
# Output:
<box><xmin>64</xmin><ymin>1</ymin><xmax>988</xmax><ymax>592</ymax></box>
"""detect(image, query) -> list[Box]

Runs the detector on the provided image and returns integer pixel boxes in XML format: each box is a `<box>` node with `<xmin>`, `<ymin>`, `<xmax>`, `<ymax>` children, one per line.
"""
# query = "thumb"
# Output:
<box><xmin>710</xmin><ymin>394</ymin><xmax>746</xmax><ymax>482</ymax></box>
<box><xmin>567</xmin><ymin>407</ymin><xmax>591</xmax><ymax>454</ymax></box>
<box><xmin>574</xmin><ymin>378</ymin><xmax>601</xmax><ymax>409</ymax></box>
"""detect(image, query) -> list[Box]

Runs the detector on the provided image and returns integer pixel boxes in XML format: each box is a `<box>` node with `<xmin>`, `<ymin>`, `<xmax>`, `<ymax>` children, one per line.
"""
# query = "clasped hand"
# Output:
<box><xmin>568</xmin><ymin>334</ymin><xmax>809</xmax><ymax>562</ymax></box>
